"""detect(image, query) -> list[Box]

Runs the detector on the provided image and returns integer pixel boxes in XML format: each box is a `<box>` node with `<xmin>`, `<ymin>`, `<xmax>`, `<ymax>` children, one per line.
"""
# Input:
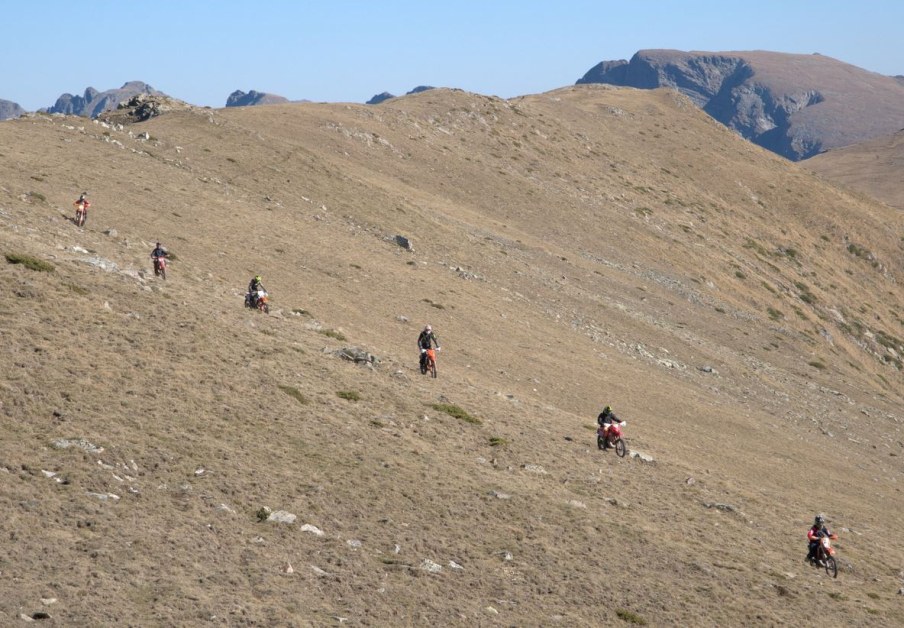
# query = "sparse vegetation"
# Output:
<box><xmin>336</xmin><ymin>390</ymin><xmax>360</xmax><ymax>401</ymax></box>
<box><xmin>808</xmin><ymin>360</ymin><xmax>826</xmax><ymax>370</ymax></box>
<box><xmin>319</xmin><ymin>329</ymin><xmax>347</xmax><ymax>341</ymax></box>
<box><xmin>615</xmin><ymin>609</ymin><xmax>648</xmax><ymax>625</ymax></box>
<box><xmin>432</xmin><ymin>403</ymin><xmax>480</xmax><ymax>425</ymax></box>
<box><xmin>5</xmin><ymin>253</ymin><xmax>54</xmax><ymax>272</ymax></box>
<box><xmin>488</xmin><ymin>436</ymin><xmax>508</xmax><ymax>447</ymax></box>
<box><xmin>422</xmin><ymin>298</ymin><xmax>445</xmax><ymax>309</ymax></box>
<box><xmin>278</xmin><ymin>385</ymin><xmax>308</xmax><ymax>405</ymax></box>
<box><xmin>767</xmin><ymin>307</ymin><xmax>784</xmax><ymax>321</ymax></box>
<box><xmin>27</xmin><ymin>191</ymin><xmax>46</xmax><ymax>203</ymax></box>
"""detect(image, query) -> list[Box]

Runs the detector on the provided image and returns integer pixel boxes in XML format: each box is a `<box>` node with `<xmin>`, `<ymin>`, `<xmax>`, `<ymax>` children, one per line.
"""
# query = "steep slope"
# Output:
<box><xmin>1</xmin><ymin>86</ymin><xmax>903</xmax><ymax>625</ymax></box>
<box><xmin>577</xmin><ymin>49</ymin><xmax>904</xmax><ymax>160</ymax></box>
<box><xmin>806</xmin><ymin>128</ymin><xmax>904</xmax><ymax>210</ymax></box>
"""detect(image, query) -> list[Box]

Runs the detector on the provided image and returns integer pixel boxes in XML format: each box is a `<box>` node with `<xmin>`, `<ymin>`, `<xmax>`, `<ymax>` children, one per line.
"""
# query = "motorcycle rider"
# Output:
<box><xmin>248</xmin><ymin>275</ymin><xmax>265</xmax><ymax>307</ymax></box>
<box><xmin>73</xmin><ymin>192</ymin><xmax>90</xmax><ymax>221</ymax></box>
<box><xmin>151</xmin><ymin>242</ymin><xmax>168</xmax><ymax>270</ymax></box>
<box><xmin>417</xmin><ymin>324</ymin><xmax>440</xmax><ymax>373</ymax></box>
<box><xmin>597</xmin><ymin>405</ymin><xmax>621</xmax><ymax>449</ymax></box>
<box><xmin>806</xmin><ymin>514</ymin><xmax>833</xmax><ymax>563</ymax></box>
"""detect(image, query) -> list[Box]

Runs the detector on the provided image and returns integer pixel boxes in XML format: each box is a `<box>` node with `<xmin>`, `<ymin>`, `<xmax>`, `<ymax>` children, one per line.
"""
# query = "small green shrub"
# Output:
<box><xmin>767</xmin><ymin>307</ymin><xmax>784</xmax><ymax>321</ymax></box>
<box><xmin>278</xmin><ymin>385</ymin><xmax>308</xmax><ymax>405</ymax></box>
<box><xmin>808</xmin><ymin>360</ymin><xmax>826</xmax><ymax>370</ymax></box>
<box><xmin>63</xmin><ymin>282</ymin><xmax>88</xmax><ymax>295</ymax></box>
<box><xmin>488</xmin><ymin>437</ymin><xmax>508</xmax><ymax>447</ymax></box>
<box><xmin>615</xmin><ymin>609</ymin><xmax>647</xmax><ymax>625</ymax></box>
<box><xmin>432</xmin><ymin>403</ymin><xmax>480</xmax><ymax>425</ymax></box>
<box><xmin>320</xmin><ymin>329</ymin><xmax>347</xmax><ymax>341</ymax></box>
<box><xmin>292</xmin><ymin>308</ymin><xmax>309</xmax><ymax>316</ymax></box>
<box><xmin>866</xmin><ymin>592</ymin><xmax>880</xmax><ymax>600</ymax></box>
<box><xmin>27</xmin><ymin>191</ymin><xmax>46</xmax><ymax>202</ymax></box>
<box><xmin>336</xmin><ymin>390</ymin><xmax>360</xmax><ymax>401</ymax></box>
<box><xmin>422</xmin><ymin>299</ymin><xmax>445</xmax><ymax>309</ymax></box>
<box><xmin>5</xmin><ymin>253</ymin><xmax>54</xmax><ymax>272</ymax></box>
<box><xmin>734</xmin><ymin>270</ymin><xmax>746</xmax><ymax>279</ymax></box>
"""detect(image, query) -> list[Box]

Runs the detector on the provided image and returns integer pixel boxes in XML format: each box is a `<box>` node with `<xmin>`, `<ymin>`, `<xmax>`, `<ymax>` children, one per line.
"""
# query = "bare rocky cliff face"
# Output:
<box><xmin>43</xmin><ymin>81</ymin><xmax>162</xmax><ymax>118</ymax></box>
<box><xmin>0</xmin><ymin>98</ymin><xmax>26</xmax><ymax>120</ymax></box>
<box><xmin>578</xmin><ymin>50</ymin><xmax>904</xmax><ymax>160</ymax></box>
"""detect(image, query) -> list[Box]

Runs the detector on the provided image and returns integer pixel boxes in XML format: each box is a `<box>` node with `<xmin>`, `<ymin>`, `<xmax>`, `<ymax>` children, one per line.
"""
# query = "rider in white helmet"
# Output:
<box><xmin>417</xmin><ymin>324</ymin><xmax>440</xmax><ymax>372</ymax></box>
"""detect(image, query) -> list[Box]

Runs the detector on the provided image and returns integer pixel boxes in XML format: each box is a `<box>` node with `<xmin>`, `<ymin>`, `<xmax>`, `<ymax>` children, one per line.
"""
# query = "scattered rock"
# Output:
<box><xmin>346</xmin><ymin>539</ymin><xmax>362</xmax><ymax>549</ymax></box>
<box><xmin>394</xmin><ymin>235</ymin><xmax>413</xmax><ymax>251</ymax></box>
<box><xmin>396</xmin><ymin>315</ymin><xmax>409</xmax><ymax>323</ymax></box>
<box><xmin>420</xmin><ymin>559</ymin><xmax>443</xmax><ymax>573</ymax></box>
<box><xmin>267</xmin><ymin>510</ymin><xmax>297</xmax><ymax>524</ymax></box>
<box><xmin>686</xmin><ymin>477</ymin><xmax>696</xmax><ymax>485</ymax></box>
<box><xmin>502</xmin><ymin>551</ymin><xmax>513</xmax><ymax>561</ymax></box>
<box><xmin>86</xmin><ymin>491</ymin><xmax>120</xmax><ymax>501</ymax></box>
<box><xmin>699</xmin><ymin>365</ymin><xmax>716</xmax><ymax>373</ymax></box>
<box><xmin>568</xmin><ymin>500</ymin><xmax>587</xmax><ymax>509</ymax></box>
<box><xmin>335</xmin><ymin>346</ymin><xmax>379</xmax><ymax>365</ymax></box>
<box><xmin>40</xmin><ymin>599</ymin><xmax>57</xmax><ymax>606</ymax></box>
<box><xmin>448</xmin><ymin>560</ymin><xmax>464</xmax><ymax>570</ymax></box>
<box><xmin>300</xmin><ymin>523</ymin><xmax>324</xmax><ymax>536</ymax></box>
<box><xmin>521</xmin><ymin>464</ymin><xmax>548</xmax><ymax>475</ymax></box>
<box><xmin>489</xmin><ymin>490</ymin><xmax>511</xmax><ymax>500</ymax></box>
<box><xmin>628</xmin><ymin>450</ymin><xmax>655</xmax><ymax>463</ymax></box>
<box><xmin>52</xmin><ymin>438</ymin><xmax>103</xmax><ymax>454</ymax></box>
<box><xmin>103</xmin><ymin>228</ymin><xmax>118</xmax><ymax>237</ymax></box>
<box><xmin>485</xmin><ymin>606</ymin><xmax>499</xmax><ymax>615</ymax></box>
<box><xmin>284</xmin><ymin>562</ymin><xmax>294</xmax><ymax>574</ymax></box>
<box><xmin>311</xmin><ymin>565</ymin><xmax>330</xmax><ymax>577</ymax></box>
<box><xmin>703</xmin><ymin>502</ymin><xmax>737</xmax><ymax>513</ymax></box>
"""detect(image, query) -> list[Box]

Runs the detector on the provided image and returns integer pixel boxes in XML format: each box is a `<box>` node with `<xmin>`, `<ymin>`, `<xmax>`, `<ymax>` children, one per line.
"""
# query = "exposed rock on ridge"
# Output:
<box><xmin>367</xmin><ymin>85</ymin><xmax>435</xmax><ymax>105</ymax></box>
<box><xmin>577</xmin><ymin>49</ymin><xmax>904</xmax><ymax>160</ymax></box>
<box><xmin>44</xmin><ymin>81</ymin><xmax>163</xmax><ymax>118</ymax></box>
<box><xmin>0</xmin><ymin>98</ymin><xmax>26</xmax><ymax>121</ymax></box>
<box><xmin>225</xmin><ymin>90</ymin><xmax>289</xmax><ymax>107</ymax></box>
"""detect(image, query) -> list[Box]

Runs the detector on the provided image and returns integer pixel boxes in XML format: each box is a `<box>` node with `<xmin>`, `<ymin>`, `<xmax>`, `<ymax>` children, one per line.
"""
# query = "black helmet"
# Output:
<box><xmin>814</xmin><ymin>514</ymin><xmax>825</xmax><ymax>525</ymax></box>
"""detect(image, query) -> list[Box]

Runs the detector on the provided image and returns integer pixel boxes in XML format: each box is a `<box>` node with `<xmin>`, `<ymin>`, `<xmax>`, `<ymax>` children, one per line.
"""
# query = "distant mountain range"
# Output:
<box><xmin>43</xmin><ymin>81</ymin><xmax>163</xmax><ymax>118</ymax></box>
<box><xmin>576</xmin><ymin>49</ymin><xmax>904</xmax><ymax>161</ymax></box>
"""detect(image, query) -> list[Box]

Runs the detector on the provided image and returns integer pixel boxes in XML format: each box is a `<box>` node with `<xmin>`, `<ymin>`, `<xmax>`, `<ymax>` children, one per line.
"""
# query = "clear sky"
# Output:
<box><xmin>3</xmin><ymin>0</ymin><xmax>902</xmax><ymax>111</ymax></box>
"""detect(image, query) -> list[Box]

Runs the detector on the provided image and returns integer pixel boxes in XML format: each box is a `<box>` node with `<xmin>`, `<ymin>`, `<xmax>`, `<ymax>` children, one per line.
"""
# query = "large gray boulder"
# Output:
<box><xmin>577</xmin><ymin>50</ymin><xmax>904</xmax><ymax>160</ymax></box>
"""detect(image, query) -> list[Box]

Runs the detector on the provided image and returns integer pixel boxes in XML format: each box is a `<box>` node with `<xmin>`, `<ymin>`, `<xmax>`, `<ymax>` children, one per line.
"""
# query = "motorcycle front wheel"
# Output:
<box><xmin>613</xmin><ymin>438</ymin><xmax>627</xmax><ymax>457</ymax></box>
<box><xmin>824</xmin><ymin>556</ymin><xmax>837</xmax><ymax>578</ymax></box>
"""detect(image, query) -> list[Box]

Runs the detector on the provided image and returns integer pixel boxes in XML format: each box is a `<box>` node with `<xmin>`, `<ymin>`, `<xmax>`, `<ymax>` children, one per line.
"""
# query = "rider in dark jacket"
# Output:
<box><xmin>417</xmin><ymin>324</ymin><xmax>440</xmax><ymax>372</ymax></box>
<box><xmin>248</xmin><ymin>275</ymin><xmax>265</xmax><ymax>306</ymax></box>
<box><xmin>806</xmin><ymin>514</ymin><xmax>833</xmax><ymax>563</ymax></box>
<box><xmin>597</xmin><ymin>405</ymin><xmax>620</xmax><ymax>449</ymax></box>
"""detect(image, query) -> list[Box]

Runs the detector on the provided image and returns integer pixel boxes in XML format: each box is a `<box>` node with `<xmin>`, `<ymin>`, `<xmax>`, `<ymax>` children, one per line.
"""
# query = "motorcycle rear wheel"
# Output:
<box><xmin>597</xmin><ymin>435</ymin><xmax>605</xmax><ymax>450</ymax></box>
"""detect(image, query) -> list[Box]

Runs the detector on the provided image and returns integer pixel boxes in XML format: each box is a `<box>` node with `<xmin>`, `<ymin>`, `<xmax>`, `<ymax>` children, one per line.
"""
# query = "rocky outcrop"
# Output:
<box><xmin>0</xmin><ymin>98</ymin><xmax>26</xmax><ymax>120</ymax></box>
<box><xmin>577</xmin><ymin>50</ymin><xmax>904</xmax><ymax>160</ymax></box>
<box><xmin>366</xmin><ymin>85</ymin><xmax>435</xmax><ymax>105</ymax></box>
<box><xmin>225</xmin><ymin>90</ymin><xmax>289</xmax><ymax>107</ymax></box>
<box><xmin>44</xmin><ymin>81</ymin><xmax>163</xmax><ymax>118</ymax></box>
<box><xmin>98</xmin><ymin>93</ymin><xmax>195</xmax><ymax>125</ymax></box>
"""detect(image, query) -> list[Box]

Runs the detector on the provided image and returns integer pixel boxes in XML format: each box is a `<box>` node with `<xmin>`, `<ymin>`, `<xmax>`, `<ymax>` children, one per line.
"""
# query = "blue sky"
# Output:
<box><xmin>3</xmin><ymin>0</ymin><xmax>903</xmax><ymax>111</ymax></box>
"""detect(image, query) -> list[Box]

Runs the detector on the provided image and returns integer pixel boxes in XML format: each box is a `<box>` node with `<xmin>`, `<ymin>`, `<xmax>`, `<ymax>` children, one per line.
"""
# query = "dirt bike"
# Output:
<box><xmin>809</xmin><ymin>533</ymin><xmax>838</xmax><ymax>578</ymax></box>
<box><xmin>597</xmin><ymin>421</ymin><xmax>627</xmax><ymax>457</ymax></box>
<box><xmin>245</xmin><ymin>289</ymin><xmax>270</xmax><ymax>313</ymax></box>
<box><xmin>74</xmin><ymin>201</ymin><xmax>89</xmax><ymax>227</ymax></box>
<box><xmin>420</xmin><ymin>348</ymin><xmax>438</xmax><ymax>378</ymax></box>
<box><xmin>152</xmin><ymin>256</ymin><xmax>167</xmax><ymax>280</ymax></box>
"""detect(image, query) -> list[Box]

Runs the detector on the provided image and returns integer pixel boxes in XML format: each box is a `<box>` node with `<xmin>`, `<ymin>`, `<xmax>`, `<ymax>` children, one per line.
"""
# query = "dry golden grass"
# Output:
<box><xmin>0</xmin><ymin>85</ymin><xmax>902</xmax><ymax>625</ymax></box>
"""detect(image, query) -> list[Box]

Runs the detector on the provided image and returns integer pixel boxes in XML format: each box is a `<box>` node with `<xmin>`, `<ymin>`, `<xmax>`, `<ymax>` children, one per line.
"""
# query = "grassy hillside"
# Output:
<box><xmin>1</xmin><ymin>84</ymin><xmax>903</xmax><ymax>625</ymax></box>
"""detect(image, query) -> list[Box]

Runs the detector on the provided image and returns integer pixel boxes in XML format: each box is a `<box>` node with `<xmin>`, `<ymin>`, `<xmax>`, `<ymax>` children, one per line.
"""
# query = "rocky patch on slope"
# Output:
<box><xmin>43</xmin><ymin>81</ymin><xmax>163</xmax><ymax>118</ymax></box>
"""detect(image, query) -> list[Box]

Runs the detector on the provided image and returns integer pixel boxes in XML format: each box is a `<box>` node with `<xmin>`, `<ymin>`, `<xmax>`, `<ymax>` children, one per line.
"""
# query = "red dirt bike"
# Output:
<box><xmin>74</xmin><ymin>200</ymin><xmax>89</xmax><ymax>227</ymax></box>
<box><xmin>597</xmin><ymin>421</ymin><xmax>627</xmax><ymax>457</ymax></box>
<box><xmin>809</xmin><ymin>533</ymin><xmax>839</xmax><ymax>578</ymax></box>
<box><xmin>152</xmin><ymin>256</ymin><xmax>167</xmax><ymax>280</ymax></box>
<box><xmin>420</xmin><ymin>348</ymin><xmax>438</xmax><ymax>378</ymax></box>
<box><xmin>245</xmin><ymin>289</ymin><xmax>270</xmax><ymax>313</ymax></box>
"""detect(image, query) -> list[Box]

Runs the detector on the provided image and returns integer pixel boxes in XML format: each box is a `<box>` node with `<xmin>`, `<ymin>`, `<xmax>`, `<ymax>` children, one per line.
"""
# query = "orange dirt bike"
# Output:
<box><xmin>245</xmin><ymin>289</ymin><xmax>270</xmax><ymax>313</ymax></box>
<box><xmin>152</xmin><ymin>256</ymin><xmax>167</xmax><ymax>280</ymax></box>
<box><xmin>597</xmin><ymin>421</ymin><xmax>627</xmax><ymax>457</ymax></box>
<box><xmin>73</xmin><ymin>200</ymin><xmax>89</xmax><ymax>227</ymax></box>
<box><xmin>420</xmin><ymin>347</ymin><xmax>439</xmax><ymax>378</ymax></box>
<box><xmin>809</xmin><ymin>533</ymin><xmax>839</xmax><ymax>578</ymax></box>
